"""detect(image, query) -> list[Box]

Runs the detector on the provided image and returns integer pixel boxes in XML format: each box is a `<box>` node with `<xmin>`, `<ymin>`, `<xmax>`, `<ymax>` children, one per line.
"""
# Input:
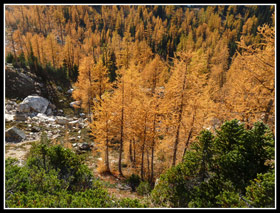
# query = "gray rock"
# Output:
<box><xmin>31</xmin><ymin>126</ymin><xmax>41</xmax><ymax>132</ymax></box>
<box><xmin>5</xmin><ymin>126</ymin><xmax>26</xmax><ymax>143</ymax></box>
<box><xmin>17</xmin><ymin>95</ymin><xmax>50</xmax><ymax>114</ymax></box>
<box><xmin>36</xmin><ymin>113</ymin><xmax>56</xmax><ymax>122</ymax></box>
<box><xmin>77</xmin><ymin>142</ymin><xmax>93</xmax><ymax>151</ymax></box>
<box><xmin>55</xmin><ymin>116</ymin><xmax>69</xmax><ymax>125</ymax></box>
<box><xmin>67</xmin><ymin>88</ymin><xmax>74</xmax><ymax>94</ymax></box>
<box><xmin>80</xmin><ymin>142</ymin><xmax>91</xmax><ymax>150</ymax></box>
<box><xmin>5</xmin><ymin>104</ymin><xmax>13</xmax><ymax>111</ymax></box>
<box><xmin>68</xmin><ymin>120</ymin><xmax>80</xmax><ymax>127</ymax></box>
<box><xmin>69</xmin><ymin>137</ymin><xmax>76</xmax><ymax>142</ymax></box>
<box><xmin>57</xmin><ymin>86</ymin><xmax>63</xmax><ymax>91</ymax></box>
<box><xmin>46</xmin><ymin>108</ymin><xmax>53</xmax><ymax>116</ymax></box>
<box><xmin>117</xmin><ymin>183</ymin><xmax>131</xmax><ymax>191</ymax></box>
<box><xmin>14</xmin><ymin>112</ymin><xmax>27</xmax><ymax>121</ymax></box>
<box><xmin>70</xmin><ymin>101</ymin><xmax>81</xmax><ymax>108</ymax></box>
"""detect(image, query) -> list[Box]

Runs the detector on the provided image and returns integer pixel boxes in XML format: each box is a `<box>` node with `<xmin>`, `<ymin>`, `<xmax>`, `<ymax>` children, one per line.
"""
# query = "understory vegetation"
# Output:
<box><xmin>5</xmin><ymin>133</ymin><xmax>147</xmax><ymax>208</ymax></box>
<box><xmin>5</xmin><ymin>120</ymin><xmax>275</xmax><ymax>208</ymax></box>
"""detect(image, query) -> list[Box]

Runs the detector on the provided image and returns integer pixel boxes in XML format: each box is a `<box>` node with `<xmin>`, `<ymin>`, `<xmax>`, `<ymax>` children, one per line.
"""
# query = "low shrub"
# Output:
<box><xmin>136</xmin><ymin>181</ymin><xmax>152</xmax><ymax>196</ymax></box>
<box><xmin>5</xmin><ymin>134</ymin><xmax>149</xmax><ymax>208</ymax></box>
<box><xmin>126</xmin><ymin>174</ymin><xmax>141</xmax><ymax>192</ymax></box>
<box><xmin>116</xmin><ymin>198</ymin><xmax>147</xmax><ymax>208</ymax></box>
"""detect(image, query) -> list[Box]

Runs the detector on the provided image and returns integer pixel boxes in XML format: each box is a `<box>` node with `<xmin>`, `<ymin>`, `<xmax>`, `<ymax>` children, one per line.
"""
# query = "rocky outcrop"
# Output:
<box><xmin>5</xmin><ymin>94</ymin><xmax>89</xmax><ymax>145</ymax></box>
<box><xmin>5</xmin><ymin>64</ymin><xmax>45</xmax><ymax>99</ymax></box>
<box><xmin>5</xmin><ymin>127</ymin><xmax>26</xmax><ymax>143</ymax></box>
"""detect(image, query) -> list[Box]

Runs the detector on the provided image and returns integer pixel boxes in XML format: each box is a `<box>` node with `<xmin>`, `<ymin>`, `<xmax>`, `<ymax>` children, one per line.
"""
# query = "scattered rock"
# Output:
<box><xmin>5</xmin><ymin>104</ymin><xmax>13</xmax><ymax>111</ymax></box>
<box><xmin>73</xmin><ymin>142</ymin><xmax>94</xmax><ymax>152</ymax></box>
<box><xmin>36</xmin><ymin>113</ymin><xmax>56</xmax><ymax>122</ymax></box>
<box><xmin>68</xmin><ymin>120</ymin><xmax>79</xmax><ymax>126</ymax></box>
<box><xmin>14</xmin><ymin>112</ymin><xmax>28</xmax><ymax>121</ymax></box>
<box><xmin>67</xmin><ymin>88</ymin><xmax>74</xmax><ymax>94</ymax></box>
<box><xmin>57</xmin><ymin>86</ymin><xmax>63</xmax><ymax>91</ymax></box>
<box><xmin>79</xmin><ymin>142</ymin><xmax>91</xmax><ymax>151</ymax></box>
<box><xmin>55</xmin><ymin>116</ymin><xmax>69</xmax><ymax>125</ymax></box>
<box><xmin>70</xmin><ymin>101</ymin><xmax>81</xmax><ymax>108</ymax></box>
<box><xmin>5</xmin><ymin>126</ymin><xmax>26</xmax><ymax>143</ymax></box>
<box><xmin>31</xmin><ymin>126</ymin><xmax>41</xmax><ymax>132</ymax></box>
<box><xmin>5</xmin><ymin>114</ymin><xmax>14</xmax><ymax>122</ymax></box>
<box><xmin>79</xmin><ymin>113</ymin><xmax>86</xmax><ymax>118</ymax></box>
<box><xmin>117</xmin><ymin>183</ymin><xmax>131</xmax><ymax>191</ymax></box>
<box><xmin>35</xmin><ymin>82</ymin><xmax>44</xmax><ymax>88</ymax></box>
<box><xmin>57</xmin><ymin>109</ymin><xmax>64</xmax><ymax>116</ymax></box>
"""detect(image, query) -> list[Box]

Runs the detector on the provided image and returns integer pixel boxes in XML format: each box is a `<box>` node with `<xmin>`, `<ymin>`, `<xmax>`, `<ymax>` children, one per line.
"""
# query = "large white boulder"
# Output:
<box><xmin>17</xmin><ymin>95</ymin><xmax>50</xmax><ymax>114</ymax></box>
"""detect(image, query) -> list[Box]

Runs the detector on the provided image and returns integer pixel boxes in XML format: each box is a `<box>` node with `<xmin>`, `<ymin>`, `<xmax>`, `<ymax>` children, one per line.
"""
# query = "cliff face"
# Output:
<box><xmin>5</xmin><ymin>63</ymin><xmax>46</xmax><ymax>100</ymax></box>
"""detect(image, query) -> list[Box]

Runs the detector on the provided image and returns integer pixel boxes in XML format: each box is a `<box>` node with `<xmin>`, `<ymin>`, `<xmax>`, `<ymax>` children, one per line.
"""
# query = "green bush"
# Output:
<box><xmin>6</xmin><ymin>52</ymin><xmax>14</xmax><ymax>63</ymax></box>
<box><xmin>245</xmin><ymin>169</ymin><xmax>275</xmax><ymax>208</ymax></box>
<box><xmin>151</xmin><ymin>120</ymin><xmax>275</xmax><ymax>208</ymax></box>
<box><xmin>126</xmin><ymin>174</ymin><xmax>141</xmax><ymax>192</ymax></box>
<box><xmin>25</xmin><ymin>133</ymin><xmax>93</xmax><ymax>192</ymax></box>
<box><xmin>116</xmin><ymin>198</ymin><xmax>147</xmax><ymax>208</ymax></box>
<box><xmin>6</xmin><ymin>188</ymin><xmax>115</xmax><ymax>208</ymax></box>
<box><xmin>5</xmin><ymin>133</ymin><xmax>115</xmax><ymax>208</ymax></box>
<box><xmin>5</xmin><ymin>133</ymin><xmax>151</xmax><ymax>208</ymax></box>
<box><xmin>136</xmin><ymin>181</ymin><xmax>152</xmax><ymax>196</ymax></box>
<box><xmin>213</xmin><ymin>120</ymin><xmax>275</xmax><ymax>192</ymax></box>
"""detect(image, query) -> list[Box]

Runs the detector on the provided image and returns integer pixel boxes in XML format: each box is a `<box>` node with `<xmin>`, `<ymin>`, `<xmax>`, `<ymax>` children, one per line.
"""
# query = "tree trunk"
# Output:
<box><xmin>146</xmin><ymin>149</ymin><xmax>150</xmax><ymax>181</ymax></box>
<box><xmin>105</xmin><ymin>119</ymin><xmax>110</xmax><ymax>173</ymax></box>
<box><xmin>172</xmin><ymin>121</ymin><xmax>181</xmax><ymax>167</ymax></box>
<box><xmin>182</xmin><ymin>128</ymin><xmax>193</xmax><ymax>162</ymax></box>
<box><xmin>182</xmin><ymin>110</ymin><xmax>196</xmax><ymax>162</ymax></box>
<box><xmin>172</xmin><ymin>59</ymin><xmax>188</xmax><ymax>166</ymax></box>
<box><xmin>118</xmin><ymin>79</ymin><xmax>125</xmax><ymax>177</ymax></box>
<box><xmin>150</xmin><ymin>112</ymin><xmax>156</xmax><ymax>184</ymax></box>
<box><xmin>133</xmin><ymin>139</ymin><xmax>136</xmax><ymax>167</ymax></box>
<box><xmin>141</xmin><ymin>113</ymin><xmax>147</xmax><ymax>179</ymax></box>
<box><xmin>129</xmin><ymin>140</ymin><xmax>133</xmax><ymax>163</ymax></box>
<box><xmin>264</xmin><ymin>99</ymin><xmax>274</xmax><ymax>124</ymax></box>
<box><xmin>118</xmin><ymin>106</ymin><xmax>124</xmax><ymax>177</ymax></box>
<box><xmin>105</xmin><ymin>138</ymin><xmax>110</xmax><ymax>172</ymax></box>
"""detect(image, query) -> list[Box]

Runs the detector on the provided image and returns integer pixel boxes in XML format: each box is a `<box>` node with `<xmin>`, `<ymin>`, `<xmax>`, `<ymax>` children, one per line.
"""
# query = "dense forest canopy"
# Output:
<box><xmin>5</xmin><ymin>5</ymin><xmax>275</xmax><ymax>207</ymax></box>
